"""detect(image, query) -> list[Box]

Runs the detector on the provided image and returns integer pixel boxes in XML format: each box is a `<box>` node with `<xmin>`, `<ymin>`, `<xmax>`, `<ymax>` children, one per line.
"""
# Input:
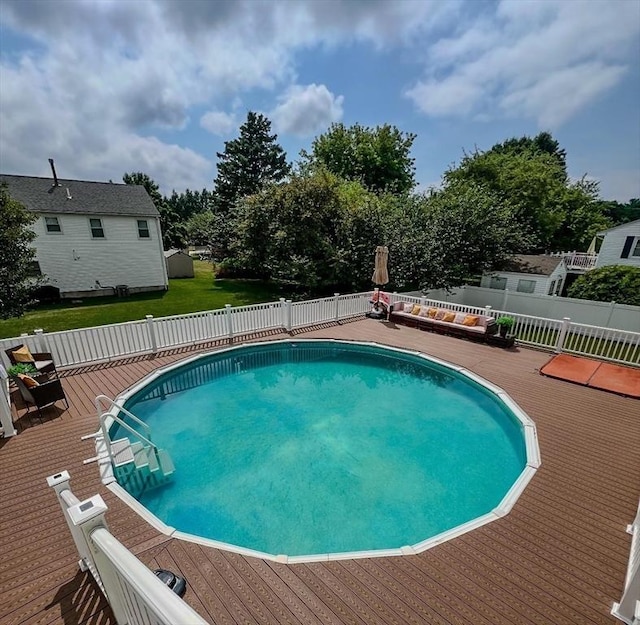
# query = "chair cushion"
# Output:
<box><xmin>411</xmin><ymin>304</ymin><xmax>421</xmax><ymax>315</ymax></box>
<box><xmin>35</xmin><ymin>360</ymin><xmax>54</xmax><ymax>372</ymax></box>
<box><xmin>12</xmin><ymin>346</ymin><xmax>34</xmax><ymax>363</ymax></box>
<box><xmin>403</xmin><ymin>303</ymin><xmax>414</xmax><ymax>313</ymax></box>
<box><xmin>442</xmin><ymin>311</ymin><xmax>456</xmax><ymax>323</ymax></box>
<box><xmin>453</xmin><ymin>312</ymin><xmax>467</xmax><ymax>324</ymax></box>
<box><xmin>18</xmin><ymin>374</ymin><xmax>39</xmax><ymax>388</ymax></box>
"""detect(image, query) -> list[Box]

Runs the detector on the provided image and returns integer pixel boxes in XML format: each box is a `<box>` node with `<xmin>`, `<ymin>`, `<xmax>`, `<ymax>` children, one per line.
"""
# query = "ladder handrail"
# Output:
<box><xmin>95</xmin><ymin>394</ymin><xmax>152</xmax><ymax>438</ymax></box>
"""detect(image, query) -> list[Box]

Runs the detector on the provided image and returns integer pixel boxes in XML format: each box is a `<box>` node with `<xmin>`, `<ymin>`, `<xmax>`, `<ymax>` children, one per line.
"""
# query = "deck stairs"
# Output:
<box><xmin>96</xmin><ymin>395</ymin><xmax>175</xmax><ymax>498</ymax></box>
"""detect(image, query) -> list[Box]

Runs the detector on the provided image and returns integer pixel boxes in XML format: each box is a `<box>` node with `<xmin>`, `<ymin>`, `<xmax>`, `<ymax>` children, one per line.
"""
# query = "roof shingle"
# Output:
<box><xmin>0</xmin><ymin>174</ymin><xmax>159</xmax><ymax>217</ymax></box>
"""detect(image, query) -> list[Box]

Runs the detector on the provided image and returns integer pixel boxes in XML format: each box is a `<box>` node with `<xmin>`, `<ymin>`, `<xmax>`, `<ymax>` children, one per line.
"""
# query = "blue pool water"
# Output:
<box><xmin>117</xmin><ymin>341</ymin><xmax>526</xmax><ymax>556</ymax></box>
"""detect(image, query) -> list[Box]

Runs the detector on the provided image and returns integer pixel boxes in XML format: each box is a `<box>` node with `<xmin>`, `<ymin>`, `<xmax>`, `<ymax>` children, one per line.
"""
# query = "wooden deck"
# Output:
<box><xmin>1</xmin><ymin>319</ymin><xmax>639</xmax><ymax>625</ymax></box>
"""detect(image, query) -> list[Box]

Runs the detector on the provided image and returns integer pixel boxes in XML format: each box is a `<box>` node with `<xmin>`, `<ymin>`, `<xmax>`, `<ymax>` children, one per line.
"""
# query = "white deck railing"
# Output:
<box><xmin>1</xmin><ymin>291</ymin><xmax>637</xmax><ymax>376</ymax></box>
<box><xmin>612</xmin><ymin>500</ymin><xmax>640</xmax><ymax>624</ymax></box>
<box><xmin>550</xmin><ymin>251</ymin><xmax>598</xmax><ymax>271</ymax></box>
<box><xmin>48</xmin><ymin>471</ymin><xmax>208</xmax><ymax>625</ymax></box>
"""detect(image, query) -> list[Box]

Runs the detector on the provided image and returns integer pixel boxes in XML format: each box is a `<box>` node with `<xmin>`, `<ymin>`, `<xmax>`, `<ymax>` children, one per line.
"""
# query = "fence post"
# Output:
<box><xmin>485</xmin><ymin>305</ymin><xmax>493</xmax><ymax>317</ymax></box>
<box><xmin>606</xmin><ymin>301</ymin><xmax>617</xmax><ymax>328</ymax></box>
<box><xmin>286</xmin><ymin>300</ymin><xmax>292</xmax><ymax>332</ymax></box>
<box><xmin>145</xmin><ymin>315</ymin><xmax>157</xmax><ymax>354</ymax></box>
<box><xmin>279</xmin><ymin>298</ymin><xmax>287</xmax><ymax>329</ymax></box>
<box><xmin>47</xmin><ymin>471</ymin><xmax>89</xmax><ymax>571</ymax></box>
<box><xmin>0</xmin><ymin>368</ymin><xmax>16</xmax><ymax>438</ymax></box>
<box><xmin>67</xmin><ymin>495</ymin><xmax>128</xmax><ymax>625</ymax></box>
<box><xmin>555</xmin><ymin>317</ymin><xmax>571</xmax><ymax>353</ymax></box>
<box><xmin>502</xmin><ymin>289</ymin><xmax>509</xmax><ymax>311</ymax></box>
<box><xmin>334</xmin><ymin>293</ymin><xmax>340</xmax><ymax>322</ymax></box>
<box><xmin>34</xmin><ymin>328</ymin><xmax>48</xmax><ymax>353</ymax></box>
<box><xmin>225</xmin><ymin>304</ymin><xmax>234</xmax><ymax>339</ymax></box>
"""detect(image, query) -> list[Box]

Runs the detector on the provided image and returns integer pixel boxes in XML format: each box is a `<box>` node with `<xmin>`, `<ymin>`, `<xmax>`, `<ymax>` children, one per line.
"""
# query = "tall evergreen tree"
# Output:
<box><xmin>0</xmin><ymin>183</ymin><xmax>38</xmax><ymax>319</ymax></box>
<box><xmin>213</xmin><ymin>111</ymin><xmax>290</xmax><ymax>214</ymax></box>
<box><xmin>123</xmin><ymin>171</ymin><xmax>186</xmax><ymax>249</ymax></box>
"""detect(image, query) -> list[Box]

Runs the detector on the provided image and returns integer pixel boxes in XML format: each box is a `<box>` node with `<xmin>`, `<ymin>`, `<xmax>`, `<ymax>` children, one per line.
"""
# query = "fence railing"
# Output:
<box><xmin>388</xmin><ymin>293</ymin><xmax>640</xmax><ymax>366</ymax></box>
<box><xmin>0</xmin><ymin>293</ymin><xmax>373</xmax><ymax>369</ymax></box>
<box><xmin>550</xmin><ymin>251</ymin><xmax>598</xmax><ymax>271</ymax></box>
<box><xmin>612</xmin><ymin>499</ymin><xmax>640</xmax><ymax>624</ymax></box>
<box><xmin>2</xmin><ymin>291</ymin><xmax>638</xmax><ymax>373</ymax></box>
<box><xmin>48</xmin><ymin>471</ymin><xmax>208</xmax><ymax>625</ymax></box>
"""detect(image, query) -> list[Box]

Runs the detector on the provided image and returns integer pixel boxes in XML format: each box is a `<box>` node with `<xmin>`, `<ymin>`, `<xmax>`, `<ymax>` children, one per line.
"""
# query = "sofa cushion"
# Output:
<box><xmin>403</xmin><ymin>303</ymin><xmax>415</xmax><ymax>313</ymax></box>
<box><xmin>442</xmin><ymin>311</ymin><xmax>456</xmax><ymax>323</ymax></box>
<box><xmin>462</xmin><ymin>315</ymin><xmax>479</xmax><ymax>327</ymax></box>
<box><xmin>411</xmin><ymin>304</ymin><xmax>421</xmax><ymax>315</ymax></box>
<box><xmin>434</xmin><ymin>309</ymin><xmax>446</xmax><ymax>320</ymax></box>
<box><xmin>453</xmin><ymin>312</ymin><xmax>467</xmax><ymax>324</ymax></box>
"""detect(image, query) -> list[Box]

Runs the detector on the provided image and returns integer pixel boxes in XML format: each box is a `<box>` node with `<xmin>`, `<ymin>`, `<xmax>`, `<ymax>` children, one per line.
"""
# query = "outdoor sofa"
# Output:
<box><xmin>389</xmin><ymin>301</ymin><xmax>498</xmax><ymax>341</ymax></box>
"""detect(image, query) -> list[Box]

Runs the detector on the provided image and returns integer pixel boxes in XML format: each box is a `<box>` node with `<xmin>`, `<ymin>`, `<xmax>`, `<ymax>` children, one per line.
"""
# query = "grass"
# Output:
<box><xmin>0</xmin><ymin>261</ymin><xmax>286</xmax><ymax>339</ymax></box>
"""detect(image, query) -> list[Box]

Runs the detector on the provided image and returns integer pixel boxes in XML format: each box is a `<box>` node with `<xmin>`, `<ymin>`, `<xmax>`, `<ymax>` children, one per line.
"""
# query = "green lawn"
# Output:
<box><xmin>0</xmin><ymin>261</ymin><xmax>285</xmax><ymax>339</ymax></box>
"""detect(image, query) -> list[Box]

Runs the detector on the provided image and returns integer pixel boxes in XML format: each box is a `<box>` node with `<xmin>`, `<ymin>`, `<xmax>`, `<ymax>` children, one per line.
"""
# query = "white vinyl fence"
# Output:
<box><xmin>48</xmin><ymin>471</ymin><xmax>208</xmax><ymax>625</ymax></box>
<box><xmin>2</xmin><ymin>291</ymin><xmax>638</xmax><ymax>373</ymax></box>
<box><xmin>612</xmin><ymin>500</ymin><xmax>640</xmax><ymax>624</ymax></box>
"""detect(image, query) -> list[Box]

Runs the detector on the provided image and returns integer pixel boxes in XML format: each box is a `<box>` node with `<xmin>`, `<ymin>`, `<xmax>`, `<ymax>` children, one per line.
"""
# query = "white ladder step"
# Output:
<box><xmin>111</xmin><ymin>438</ymin><xmax>134</xmax><ymax>467</ymax></box>
<box><xmin>158</xmin><ymin>449</ymin><xmax>175</xmax><ymax>475</ymax></box>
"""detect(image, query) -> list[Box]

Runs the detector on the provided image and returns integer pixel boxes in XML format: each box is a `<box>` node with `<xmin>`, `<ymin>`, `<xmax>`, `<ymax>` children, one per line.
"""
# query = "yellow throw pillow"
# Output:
<box><xmin>12</xmin><ymin>346</ymin><xmax>34</xmax><ymax>363</ymax></box>
<box><xmin>462</xmin><ymin>315</ymin><xmax>479</xmax><ymax>327</ymax></box>
<box><xmin>17</xmin><ymin>374</ymin><xmax>39</xmax><ymax>388</ymax></box>
<box><xmin>411</xmin><ymin>304</ymin><xmax>421</xmax><ymax>315</ymax></box>
<box><xmin>442</xmin><ymin>311</ymin><xmax>456</xmax><ymax>323</ymax></box>
<box><xmin>427</xmin><ymin>307</ymin><xmax>438</xmax><ymax>318</ymax></box>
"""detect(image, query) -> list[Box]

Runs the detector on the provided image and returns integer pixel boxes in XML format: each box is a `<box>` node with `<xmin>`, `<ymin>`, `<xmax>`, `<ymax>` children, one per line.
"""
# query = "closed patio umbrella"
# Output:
<box><xmin>372</xmin><ymin>245</ymin><xmax>389</xmax><ymax>286</ymax></box>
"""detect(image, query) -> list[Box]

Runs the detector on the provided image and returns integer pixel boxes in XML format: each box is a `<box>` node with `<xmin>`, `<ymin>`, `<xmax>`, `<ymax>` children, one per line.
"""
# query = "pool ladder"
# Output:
<box><xmin>96</xmin><ymin>395</ymin><xmax>175</xmax><ymax>498</ymax></box>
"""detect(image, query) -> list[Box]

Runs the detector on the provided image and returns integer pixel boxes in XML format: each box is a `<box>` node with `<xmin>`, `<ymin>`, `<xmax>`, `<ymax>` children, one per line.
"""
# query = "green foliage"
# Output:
<box><xmin>597</xmin><ymin>198</ymin><xmax>640</xmax><ymax>226</ymax></box>
<box><xmin>0</xmin><ymin>184</ymin><xmax>38</xmax><ymax>319</ymax></box>
<box><xmin>214</xmin><ymin>111</ymin><xmax>290</xmax><ymax>215</ymax></box>
<box><xmin>7</xmin><ymin>362</ymin><xmax>38</xmax><ymax>377</ymax></box>
<box><xmin>444</xmin><ymin>133</ymin><xmax>609</xmax><ymax>252</ymax></box>
<box><xmin>496</xmin><ymin>316</ymin><xmax>515</xmax><ymax>328</ymax></box>
<box><xmin>303</xmin><ymin>122</ymin><xmax>416</xmax><ymax>194</ymax></box>
<box><xmin>567</xmin><ymin>265</ymin><xmax>640</xmax><ymax>306</ymax></box>
<box><xmin>165</xmin><ymin>188</ymin><xmax>214</xmax><ymax>222</ymax></box>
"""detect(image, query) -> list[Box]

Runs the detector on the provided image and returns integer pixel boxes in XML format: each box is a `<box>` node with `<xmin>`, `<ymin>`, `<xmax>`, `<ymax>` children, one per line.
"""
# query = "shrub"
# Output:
<box><xmin>568</xmin><ymin>265</ymin><xmax>640</xmax><ymax>306</ymax></box>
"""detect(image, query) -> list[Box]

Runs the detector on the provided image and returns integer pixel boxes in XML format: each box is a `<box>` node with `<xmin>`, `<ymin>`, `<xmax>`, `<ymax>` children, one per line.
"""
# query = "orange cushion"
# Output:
<box><xmin>462</xmin><ymin>315</ymin><xmax>479</xmax><ymax>327</ymax></box>
<box><xmin>427</xmin><ymin>307</ymin><xmax>438</xmax><ymax>318</ymax></box>
<box><xmin>17</xmin><ymin>374</ymin><xmax>39</xmax><ymax>388</ymax></box>
<box><xmin>442</xmin><ymin>311</ymin><xmax>456</xmax><ymax>323</ymax></box>
<box><xmin>411</xmin><ymin>304</ymin><xmax>421</xmax><ymax>315</ymax></box>
<box><xmin>12</xmin><ymin>346</ymin><xmax>34</xmax><ymax>363</ymax></box>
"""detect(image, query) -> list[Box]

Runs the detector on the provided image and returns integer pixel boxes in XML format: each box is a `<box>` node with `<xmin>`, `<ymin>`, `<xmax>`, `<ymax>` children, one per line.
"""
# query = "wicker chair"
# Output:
<box><xmin>5</xmin><ymin>344</ymin><xmax>57</xmax><ymax>376</ymax></box>
<box><xmin>14</xmin><ymin>376</ymin><xmax>68</xmax><ymax>419</ymax></box>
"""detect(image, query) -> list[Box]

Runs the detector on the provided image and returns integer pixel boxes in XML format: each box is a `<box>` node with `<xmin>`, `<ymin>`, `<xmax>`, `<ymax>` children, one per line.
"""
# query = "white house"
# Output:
<box><xmin>1</xmin><ymin>168</ymin><xmax>168</xmax><ymax>298</ymax></box>
<box><xmin>594</xmin><ymin>219</ymin><xmax>640</xmax><ymax>269</ymax></box>
<box><xmin>480</xmin><ymin>255</ymin><xmax>567</xmax><ymax>296</ymax></box>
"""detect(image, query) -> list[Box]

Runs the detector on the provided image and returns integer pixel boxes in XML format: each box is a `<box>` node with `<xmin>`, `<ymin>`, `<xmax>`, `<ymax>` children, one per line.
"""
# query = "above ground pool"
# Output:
<box><xmin>106</xmin><ymin>340</ymin><xmax>539</xmax><ymax>561</ymax></box>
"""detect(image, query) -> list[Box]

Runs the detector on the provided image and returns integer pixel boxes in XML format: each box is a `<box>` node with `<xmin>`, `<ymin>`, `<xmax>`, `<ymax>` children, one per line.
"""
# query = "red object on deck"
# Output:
<box><xmin>541</xmin><ymin>354</ymin><xmax>640</xmax><ymax>398</ymax></box>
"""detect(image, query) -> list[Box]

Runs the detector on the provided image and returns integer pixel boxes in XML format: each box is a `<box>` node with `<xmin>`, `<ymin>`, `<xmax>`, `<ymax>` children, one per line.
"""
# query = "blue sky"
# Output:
<box><xmin>1</xmin><ymin>0</ymin><xmax>639</xmax><ymax>201</ymax></box>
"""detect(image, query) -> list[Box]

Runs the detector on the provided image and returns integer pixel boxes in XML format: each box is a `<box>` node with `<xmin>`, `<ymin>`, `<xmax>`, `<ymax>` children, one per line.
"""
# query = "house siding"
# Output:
<box><xmin>596</xmin><ymin>221</ymin><xmax>640</xmax><ymax>268</ymax></box>
<box><xmin>32</xmin><ymin>213</ymin><xmax>167</xmax><ymax>295</ymax></box>
<box><xmin>480</xmin><ymin>264</ymin><xmax>567</xmax><ymax>296</ymax></box>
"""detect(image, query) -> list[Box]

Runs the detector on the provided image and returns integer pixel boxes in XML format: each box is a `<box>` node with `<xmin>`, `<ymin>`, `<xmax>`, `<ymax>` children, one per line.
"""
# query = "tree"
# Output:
<box><xmin>303</xmin><ymin>123</ymin><xmax>416</xmax><ymax>194</ymax></box>
<box><xmin>568</xmin><ymin>265</ymin><xmax>640</xmax><ymax>306</ymax></box>
<box><xmin>214</xmin><ymin>111</ymin><xmax>290</xmax><ymax>214</ymax></box>
<box><xmin>0</xmin><ymin>184</ymin><xmax>38</xmax><ymax>319</ymax></box>
<box><xmin>443</xmin><ymin>134</ymin><xmax>608</xmax><ymax>252</ymax></box>
<box><xmin>123</xmin><ymin>171</ymin><xmax>185</xmax><ymax>249</ymax></box>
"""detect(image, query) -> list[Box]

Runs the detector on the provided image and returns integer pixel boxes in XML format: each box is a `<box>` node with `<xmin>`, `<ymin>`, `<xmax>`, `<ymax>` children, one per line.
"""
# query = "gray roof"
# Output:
<box><xmin>163</xmin><ymin>249</ymin><xmax>188</xmax><ymax>258</ymax></box>
<box><xmin>0</xmin><ymin>174</ymin><xmax>159</xmax><ymax>217</ymax></box>
<box><xmin>596</xmin><ymin>218</ymin><xmax>640</xmax><ymax>236</ymax></box>
<box><xmin>501</xmin><ymin>255</ymin><xmax>563</xmax><ymax>276</ymax></box>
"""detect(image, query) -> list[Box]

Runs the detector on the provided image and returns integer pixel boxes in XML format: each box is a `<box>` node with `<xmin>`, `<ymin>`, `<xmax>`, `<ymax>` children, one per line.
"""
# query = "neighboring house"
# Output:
<box><xmin>481</xmin><ymin>255</ymin><xmax>567</xmax><ymax>296</ymax></box>
<box><xmin>164</xmin><ymin>249</ymin><xmax>194</xmax><ymax>278</ymax></box>
<box><xmin>1</xmin><ymin>168</ymin><xmax>168</xmax><ymax>298</ymax></box>
<box><xmin>593</xmin><ymin>219</ymin><xmax>640</xmax><ymax>269</ymax></box>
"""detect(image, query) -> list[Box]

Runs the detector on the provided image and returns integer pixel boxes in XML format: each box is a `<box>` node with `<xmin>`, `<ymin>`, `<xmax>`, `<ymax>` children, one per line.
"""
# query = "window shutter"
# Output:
<box><xmin>621</xmin><ymin>236</ymin><xmax>634</xmax><ymax>258</ymax></box>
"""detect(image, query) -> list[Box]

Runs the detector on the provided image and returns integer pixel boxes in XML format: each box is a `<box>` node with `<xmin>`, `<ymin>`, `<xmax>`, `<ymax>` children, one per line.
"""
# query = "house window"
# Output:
<box><xmin>621</xmin><ymin>235</ymin><xmax>640</xmax><ymax>258</ymax></box>
<box><xmin>517</xmin><ymin>279</ymin><xmax>536</xmax><ymax>293</ymax></box>
<box><xmin>137</xmin><ymin>219</ymin><xmax>150</xmax><ymax>238</ymax></box>
<box><xmin>633</xmin><ymin>238</ymin><xmax>640</xmax><ymax>257</ymax></box>
<box><xmin>489</xmin><ymin>276</ymin><xmax>507</xmax><ymax>290</ymax></box>
<box><xmin>90</xmin><ymin>218</ymin><xmax>105</xmax><ymax>238</ymax></box>
<box><xmin>45</xmin><ymin>216</ymin><xmax>61</xmax><ymax>233</ymax></box>
<box><xmin>548</xmin><ymin>280</ymin><xmax>556</xmax><ymax>295</ymax></box>
<box><xmin>27</xmin><ymin>261</ymin><xmax>42</xmax><ymax>277</ymax></box>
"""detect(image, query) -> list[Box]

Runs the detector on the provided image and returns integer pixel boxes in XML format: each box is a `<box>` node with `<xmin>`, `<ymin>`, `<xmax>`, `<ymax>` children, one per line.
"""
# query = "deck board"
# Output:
<box><xmin>1</xmin><ymin>320</ymin><xmax>639</xmax><ymax>625</ymax></box>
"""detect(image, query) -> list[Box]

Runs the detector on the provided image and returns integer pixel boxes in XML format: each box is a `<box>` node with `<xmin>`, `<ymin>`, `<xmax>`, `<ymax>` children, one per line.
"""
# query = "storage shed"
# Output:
<box><xmin>164</xmin><ymin>249</ymin><xmax>194</xmax><ymax>278</ymax></box>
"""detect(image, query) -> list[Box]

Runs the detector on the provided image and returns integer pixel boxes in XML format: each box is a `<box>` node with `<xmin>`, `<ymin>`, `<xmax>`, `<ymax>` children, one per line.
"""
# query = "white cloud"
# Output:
<box><xmin>271</xmin><ymin>84</ymin><xmax>344</xmax><ymax>137</ymax></box>
<box><xmin>200</xmin><ymin>110</ymin><xmax>237</xmax><ymax>136</ymax></box>
<box><xmin>406</xmin><ymin>0</ymin><xmax>640</xmax><ymax>128</ymax></box>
